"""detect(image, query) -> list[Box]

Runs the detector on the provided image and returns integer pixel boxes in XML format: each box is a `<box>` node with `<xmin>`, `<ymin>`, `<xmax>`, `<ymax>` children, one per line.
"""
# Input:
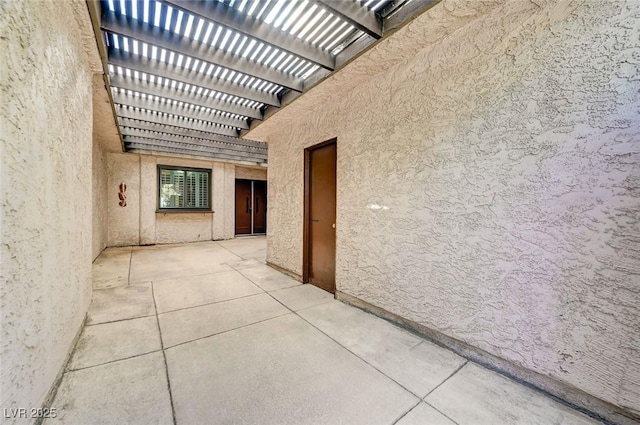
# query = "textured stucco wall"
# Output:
<box><xmin>107</xmin><ymin>153</ymin><xmax>141</xmax><ymax>246</ymax></box>
<box><xmin>1</xmin><ymin>0</ymin><xmax>99</xmax><ymax>419</ymax></box>
<box><xmin>92</xmin><ymin>75</ymin><xmax>110</xmax><ymax>260</ymax></box>
<box><xmin>139</xmin><ymin>155</ymin><xmax>157</xmax><ymax>245</ymax></box>
<box><xmin>223</xmin><ymin>164</ymin><xmax>237</xmax><ymax>239</ymax></box>
<box><xmin>249</xmin><ymin>0</ymin><xmax>640</xmax><ymax>417</ymax></box>
<box><xmin>92</xmin><ymin>72</ymin><xmax>122</xmax><ymax>259</ymax></box>
<box><xmin>107</xmin><ymin>153</ymin><xmax>238</xmax><ymax>246</ymax></box>
<box><xmin>235</xmin><ymin>166</ymin><xmax>267</xmax><ymax>181</ymax></box>
<box><xmin>92</xmin><ymin>133</ymin><xmax>108</xmax><ymax>260</ymax></box>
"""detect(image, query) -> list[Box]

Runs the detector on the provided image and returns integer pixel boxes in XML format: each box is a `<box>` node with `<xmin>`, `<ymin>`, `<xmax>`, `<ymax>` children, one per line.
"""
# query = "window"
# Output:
<box><xmin>158</xmin><ymin>166</ymin><xmax>211</xmax><ymax>210</ymax></box>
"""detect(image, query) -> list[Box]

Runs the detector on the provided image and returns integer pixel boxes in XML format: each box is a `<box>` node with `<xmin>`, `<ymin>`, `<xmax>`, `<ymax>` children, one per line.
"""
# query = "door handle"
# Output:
<box><xmin>332</xmin><ymin>223</ymin><xmax>336</xmax><ymax>229</ymax></box>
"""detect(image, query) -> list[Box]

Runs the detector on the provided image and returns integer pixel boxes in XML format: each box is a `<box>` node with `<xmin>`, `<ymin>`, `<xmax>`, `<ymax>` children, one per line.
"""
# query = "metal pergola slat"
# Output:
<box><xmin>116</xmin><ymin>104</ymin><xmax>240</xmax><ymax>137</ymax></box>
<box><xmin>108</xmin><ymin>49</ymin><xmax>281</xmax><ymax>106</ymax></box>
<box><xmin>112</xmin><ymin>91</ymin><xmax>250</xmax><ymax>129</ymax></box>
<box><xmin>311</xmin><ymin>0</ymin><xmax>382</xmax><ymax>39</ymax></box>
<box><xmin>120</xmin><ymin>127</ymin><xmax>267</xmax><ymax>157</ymax></box>
<box><xmin>101</xmin><ymin>11</ymin><xmax>304</xmax><ymax>92</ymax></box>
<box><xmin>109</xmin><ymin>74</ymin><xmax>264</xmax><ymax>120</ymax></box>
<box><xmin>118</xmin><ymin>117</ymin><xmax>267</xmax><ymax>149</ymax></box>
<box><xmin>164</xmin><ymin>0</ymin><xmax>335</xmax><ymax>70</ymax></box>
<box><xmin>122</xmin><ymin>134</ymin><xmax>267</xmax><ymax>160</ymax></box>
<box><xmin>87</xmin><ymin>0</ymin><xmax>436</xmax><ymax>162</ymax></box>
<box><xmin>124</xmin><ymin>140</ymin><xmax>266</xmax><ymax>163</ymax></box>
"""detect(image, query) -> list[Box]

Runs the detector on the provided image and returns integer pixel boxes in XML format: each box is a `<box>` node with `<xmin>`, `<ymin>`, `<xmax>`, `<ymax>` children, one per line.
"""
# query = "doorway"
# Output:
<box><xmin>303</xmin><ymin>139</ymin><xmax>337</xmax><ymax>293</ymax></box>
<box><xmin>235</xmin><ymin>179</ymin><xmax>267</xmax><ymax>235</ymax></box>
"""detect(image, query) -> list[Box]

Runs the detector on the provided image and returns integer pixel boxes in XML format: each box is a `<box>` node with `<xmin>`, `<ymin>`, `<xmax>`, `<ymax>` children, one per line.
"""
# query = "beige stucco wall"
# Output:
<box><xmin>1</xmin><ymin>0</ymin><xmax>100</xmax><ymax>420</ymax></box>
<box><xmin>107</xmin><ymin>153</ymin><xmax>243</xmax><ymax>245</ymax></box>
<box><xmin>107</xmin><ymin>153</ymin><xmax>141</xmax><ymax>246</ymax></box>
<box><xmin>235</xmin><ymin>166</ymin><xmax>267</xmax><ymax>181</ymax></box>
<box><xmin>92</xmin><ymin>133</ymin><xmax>108</xmax><ymax>260</ymax></box>
<box><xmin>92</xmin><ymin>73</ymin><xmax>122</xmax><ymax>260</ymax></box>
<box><xmin>249</xmin><ymin>0</ymin><xmax>640</xmax><ymax>419</ymax></box>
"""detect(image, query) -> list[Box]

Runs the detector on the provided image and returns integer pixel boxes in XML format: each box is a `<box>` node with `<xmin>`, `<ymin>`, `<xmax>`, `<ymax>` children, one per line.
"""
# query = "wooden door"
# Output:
<box><xmin>253</xmin><ymin>180</ymin><xmax>267</xmax><ymax>234</ymax></box>
<box><xmin>235</xmin><ymin>179</ymin><xmax>252</xmax><ymax>235</ymax></box>
<box><xmin>305</xmin><ymin>140</ymin><xmax>336</xmax><ymax>293</ymax></box>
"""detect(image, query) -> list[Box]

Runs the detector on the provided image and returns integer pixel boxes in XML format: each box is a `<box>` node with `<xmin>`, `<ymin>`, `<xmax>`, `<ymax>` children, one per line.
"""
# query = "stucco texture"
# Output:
<box><xmin>92</xmin><ymin>73</ymin><xmax>122</xmax><ymax>260</ymax></box>
<box><xmin>92</xmin><ymin>130</ymin><xmax>108</xmax><ymax>260</ymax></box>
<box><xmin>248</xmin><ymin>0</ymin><xmax>640</xmax><ymax>418</ymax></box>
<box><xmin>235</xmin><ymin>166</ymin><xmax>267</xmax><ymax>181</ymax></box>
<box><xmin>1</xmin><ymin>0</ymin><xmax>98</xmax><ymax>419</ymax></box>
<box><xmin>107</xmin><ymin>153</ymin><xmax>239</xmax><ymax>246</ymax></box>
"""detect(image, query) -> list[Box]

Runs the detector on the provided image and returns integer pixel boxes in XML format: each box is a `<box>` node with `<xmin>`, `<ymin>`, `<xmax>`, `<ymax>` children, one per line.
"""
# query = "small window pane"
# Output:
<box><xmin>159</xmin><ymin>167</ymin><xmax>210</xmax><ymax>210</ymax></box>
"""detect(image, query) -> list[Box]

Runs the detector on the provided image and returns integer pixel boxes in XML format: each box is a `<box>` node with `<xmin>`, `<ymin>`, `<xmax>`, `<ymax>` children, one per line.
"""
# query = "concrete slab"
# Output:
<box><xmin>87</xmin><ymin>283</ymin><xmax>155</xmax><ymax>325</ymax></box>
<box><xmin>239</xmin><ymin>264</ymin><xmax>301</xmax><ymax>291</ymax></box>
<box><xmin>425</xmin><ymin>363</ymin><xmax>600</xmax><ymax>425</ymax></box>
<box><xmin>158</xmin><ymin>293</ymin><xmax>289</xmax><ymax>347</ymax></box>
<box><xmin>92</xmin><ymin>246</ymin><xmax>131</xmax><ymax>289</ymax></box>
<box><xmin>46</xmin><ymin>352</ymin><xmax>173</xmax><ymax>425</ymax></box>
<box><xmin>269</xmin><ymin>284</ymin><xmax>334</xmax><ymax>311</ymax></box>
<box><xmin>226</xmin><ymin>257</ymin><xmax>265</xmax><ymax>270</ymax></box>
<box><xmin>129</xmin><ymin>242</ymin><xmax>238</xmax><ymax>283</ymax></box>
<box><xmin>217</xmin><ymin>236</ymin><xmax>266</xmax><ymax>259</ymax></box>
<box><xmin>396</xmin><ymin>403</ymin><xmax>457</xmax><ymax>425</ymax></box>
<box><xmin>299</xmin><ymin>301</ymin><xmax>466</xmax><ymax>397</ymax></box>
<box><xmin>152</xmin><ymin>270</ymin><xmax>263</xmax><ymax>313</ymax></box>
<box><xmin>165</xmin><ymin>314</ymin><xmax>418</xmax><ymax>425</ymax></box>
<box><xmin>69</xmin><ymin>316</ymin><xmax>161</xmax><ymax>370</ymax></box>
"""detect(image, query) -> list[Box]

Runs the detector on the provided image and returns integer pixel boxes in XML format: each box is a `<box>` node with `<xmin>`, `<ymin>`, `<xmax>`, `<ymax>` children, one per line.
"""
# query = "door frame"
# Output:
<box><xmin>234</xmin><ymin>178</ymin><xmax>267</xmax><ymax>236</ymax></box>
<box><xmin>302</xmin><ymin>138</ymin><xmax>337</xmax><ymax>283</ymax></box>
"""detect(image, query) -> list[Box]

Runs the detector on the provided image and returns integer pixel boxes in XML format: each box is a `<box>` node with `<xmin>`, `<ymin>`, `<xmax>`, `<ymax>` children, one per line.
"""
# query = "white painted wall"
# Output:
<box><xmin>248</xmin><ymin>0</ymin><xmax>640</xmax><ymax>419</ymax></box>
<box><xmin>106</xmin><ymin>153</ymin><xmax>259</xmax><ymax>245</ymax></box>
<box><xmin>1</xmin><ymin>0</ymin><xmax>101</xmax><ymax>420</ymax></box>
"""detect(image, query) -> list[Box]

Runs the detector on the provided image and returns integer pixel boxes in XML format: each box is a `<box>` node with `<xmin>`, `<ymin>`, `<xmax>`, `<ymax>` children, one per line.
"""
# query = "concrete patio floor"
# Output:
<box><xmin>48</xmin><ymin>236</ymin><xmax>601</xmax><ymax>425</ymax></box>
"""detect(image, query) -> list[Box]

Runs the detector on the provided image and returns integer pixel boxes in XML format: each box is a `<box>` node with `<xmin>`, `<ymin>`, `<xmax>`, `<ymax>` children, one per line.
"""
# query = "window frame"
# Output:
<box><xmin>157</xmin><ymin>165</ymin><xmax>212</xmax><ymax>212</ymax></box>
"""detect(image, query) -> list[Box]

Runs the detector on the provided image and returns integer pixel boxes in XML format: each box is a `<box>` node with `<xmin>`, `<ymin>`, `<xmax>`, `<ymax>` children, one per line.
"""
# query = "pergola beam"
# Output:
<box><xmin>127</xmin><ymin>145</ymin><xmax>265</xmax><ymax>164</ymax></box>
<box><xmin>108</xmin><ymin>49</ymin><xmax>281</xmax><ymax>107</ymax></box>
<box><xmin>115</xmin><ymin>104</ymin><xmax>239</xmax><ymax>137</ymax></box>
<box><xmin>120</xmin><ymin>127</ymin><xmax>267</xmax><ymax>158</ymax></box>
<box><xmin>124</xmin><ymin>137</ymin><xmax>267</xmax><ymax>163</ymax></box>
<box><xmin>112</xmin><ymin>91</ymin><xmax>249</xmax><ymax>129</ymax></box>
<box><xmin>124</xmin><ymin>137</ymin><xmax>266</xmax><ymax>161</ymax></box>
<box><xmin>118</xmin><ymin>117</ymin><xmax>267</xmax><ymax>149</ymax></box>
<box><xmin>384</xmin><ymin>0</ymin><xmax>442</xmax><ymax>32</ymax></box>
<box><xmin>310</xmin><ymin>0</ymin><xmax>382</xmax><ymax>39</ymax></box>
<box><xmin>164</xmin><ymin>0</ymin><xmax>335</xmax><ymax>71</ymax></box>
<box><xmin>109</xmin><ymin>74</ymin><xmax>263</xmax><ymax>120</ymax></box>
<box><xmin>101</xmin><ymin>11</ymin><xmax>303</xmax><ymax>92</ymax></box>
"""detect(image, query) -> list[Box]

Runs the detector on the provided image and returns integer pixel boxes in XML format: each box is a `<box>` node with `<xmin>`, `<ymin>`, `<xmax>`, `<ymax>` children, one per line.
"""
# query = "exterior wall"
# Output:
<box><xmin>107</xmin><ymin>153</ymin><xmax>141</xmax><ymax>246</ymax></box>
<box><xmin>249</xmin><ymin>0</ymin><xmax>640</xmax><ymax>419</ymax></box>
<box><xmin>0</xmin><ymin>0</ymin><xmax>99</xmax><ymax>420</ymax></box>
<box><xmin>223</xmin><ymin>164</ymin><xmax>236</xmax><ymax>239</ymax></box>
<box><xmin>106</xmin><ymin>153</ymin><xmax>239</xmax><ymax>245</ymax></box>
<box><xmin>235</xmin><ymin>166</ymin><xmax>267</xmax><ymax>181</ymax></box>
<box><xmin>92</xmin><ymin>136</ymin><xmax>108</xmax><ymax>260</ymax></box>
<box><xmin>92</xmin><ymin>73</ymin><xmax>122</xmax><ymax>260</ymax></box>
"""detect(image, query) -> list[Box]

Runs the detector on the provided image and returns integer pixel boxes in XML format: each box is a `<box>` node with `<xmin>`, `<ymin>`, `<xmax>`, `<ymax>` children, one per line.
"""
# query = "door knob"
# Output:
<box><xmin>332</xmin><ymin>223</ymin><xmax>336</xmax><ymax>229</ymax></box>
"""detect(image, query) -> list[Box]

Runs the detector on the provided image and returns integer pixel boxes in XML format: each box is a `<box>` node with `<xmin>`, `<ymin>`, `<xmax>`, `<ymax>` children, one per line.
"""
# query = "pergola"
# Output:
<box><xmin>87</xmin><ymin>0</ymin><xmax>439</xmax><ymax>163</ymax></box>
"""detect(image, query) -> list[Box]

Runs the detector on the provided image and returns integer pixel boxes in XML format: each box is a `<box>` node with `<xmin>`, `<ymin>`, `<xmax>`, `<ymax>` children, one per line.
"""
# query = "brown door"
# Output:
<box><xmin>253</xmin><ymin>180</ymin><xmax>267</xmax><ymax>234</ymax></box>
<box><xmin>235</xmin><ymin>179</ymin><xmax>252</xmax><ymax>235</ymax></box>
<box><xmin>305</xmin><ymin>141</ymin><xmax>336</xmax><ymax>293</ymax></box>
